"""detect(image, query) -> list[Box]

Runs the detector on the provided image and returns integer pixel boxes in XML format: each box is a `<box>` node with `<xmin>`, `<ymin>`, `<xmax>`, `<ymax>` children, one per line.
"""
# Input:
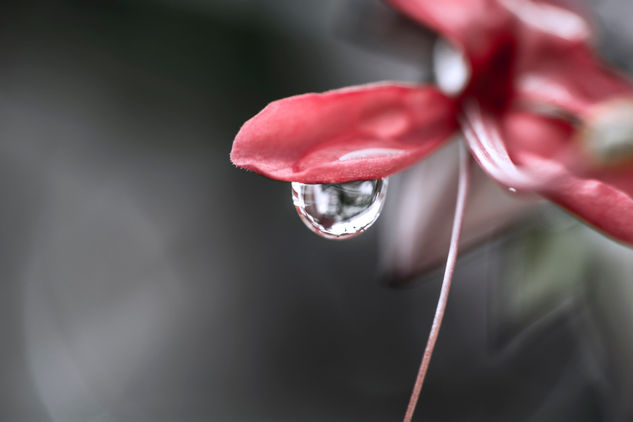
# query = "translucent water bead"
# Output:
<box><xmin>291</xmin><ymin>178</ymin><xmax>388</xmax><ymax>240</ymax></box>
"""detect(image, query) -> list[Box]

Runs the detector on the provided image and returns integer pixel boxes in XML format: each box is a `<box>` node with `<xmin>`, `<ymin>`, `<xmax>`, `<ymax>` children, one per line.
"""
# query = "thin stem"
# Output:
<box><xmin>403</xmin><ymin>142</ymin><xmax>472</xmax><ymax>422</ymax></box>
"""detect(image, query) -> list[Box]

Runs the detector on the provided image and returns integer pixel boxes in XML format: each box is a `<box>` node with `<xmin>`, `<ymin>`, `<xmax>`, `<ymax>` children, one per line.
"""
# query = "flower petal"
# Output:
<box><xmin>515</xmin><ymin>46</ymin><xmax>633</xmax><ymax>116</ymax></box>
<box><xmin>461</xmin><ymin>100</ymin><xmax>564</xmax><ymax>191</ymax></box>
<box><xmin>502</xmin><ymin>0</ymin><xmax>593</xmax><ymax>44</ymax></box>
<box><xmin>462</xmin><ymin>103</ymin><xmax>633</xmax><ymax>245</ymax></box>
<box><xmin>387</xmin><ymin>0</ymin><xmax>596</xmax><ymax>98</ymax></box>
<box><xmin>386</xmin><ymin>0</ymin><xmax>595</xmax><ymax>58</ymax></box>
<box><xmin>231</xmin><ymin>83</ymin><xmax>457</xmax><ymax>183</ymax></box>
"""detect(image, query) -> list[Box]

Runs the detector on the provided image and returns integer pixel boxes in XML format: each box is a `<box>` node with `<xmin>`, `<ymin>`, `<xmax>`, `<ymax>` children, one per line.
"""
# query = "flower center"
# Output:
<box><xmin>579</xmin><ymin>99</ymin><xmax>633</xmax><ymax>166</ymax></box>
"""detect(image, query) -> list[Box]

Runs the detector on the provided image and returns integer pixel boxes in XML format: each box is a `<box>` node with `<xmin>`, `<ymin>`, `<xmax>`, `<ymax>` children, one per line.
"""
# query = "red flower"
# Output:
<box><xmin>231</xmin><ymin>0</ymin><xmax>633</xmax><ymax>245</ymax></box>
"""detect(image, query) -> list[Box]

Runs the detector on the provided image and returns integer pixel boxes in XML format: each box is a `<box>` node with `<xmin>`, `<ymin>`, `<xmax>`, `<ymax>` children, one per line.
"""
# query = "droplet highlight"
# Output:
<box><xmin>433</xmin><ymin>38</ymin><xmax>471</xmax><ymax>96</ymax></box>
<box><xmin>291</xmin><ymin>179</ymin><xmax>388</xmax><ymax>239</ymax></box>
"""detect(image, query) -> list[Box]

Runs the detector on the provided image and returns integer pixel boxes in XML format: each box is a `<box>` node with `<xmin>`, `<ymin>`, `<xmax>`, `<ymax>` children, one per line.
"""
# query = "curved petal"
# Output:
<box><xmin>463</xmin><ymin>103</ymin><xmax>633</xmax><ymax>245</ymax></box>
<box><xmin>231</xmin><ymin>83</ymin><xmax>458</xmax><ymax>184</ymax></box>
<box><xmin>503</xmin><ymin>0</ymin><xmax>593</xmax><ymax>44</ymax></box>
<box><xmin>515</xmin><ymin>46</ymin><xmax>633</xmax><ymax>116</ymax></box>
<box><xmin>502</xmin><ymin>0</ymin><xmax>633</xmax><ymax>115</ymax></box>
<box><xmin>461</xmin><ymin>100</ymin><xmax>565</xmax><ymax>191</ymax></box>
<box><xmin>387</xmin><ymin>0</ymin><xmax>596</xmax><ymax>99</ymax></box>
<box><xmin>387</xmin><ymin>0</ymin><xmax>593</xmax><ymax>42</ymax></box>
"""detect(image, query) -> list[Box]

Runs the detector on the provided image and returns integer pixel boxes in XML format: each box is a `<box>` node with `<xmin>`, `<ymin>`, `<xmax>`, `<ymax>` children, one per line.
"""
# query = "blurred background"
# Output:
<box><xmin>2</xmin><ymin>0</ymin><xmax>633</xmax><ymax>421</ymax></box>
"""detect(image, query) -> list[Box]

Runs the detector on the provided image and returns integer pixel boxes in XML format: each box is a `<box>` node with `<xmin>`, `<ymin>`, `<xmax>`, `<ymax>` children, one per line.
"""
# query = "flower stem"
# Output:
<box><xmin>403</xmin><ymin>141</ymin><xmax>472</xmax><ymax>422</ymax></box>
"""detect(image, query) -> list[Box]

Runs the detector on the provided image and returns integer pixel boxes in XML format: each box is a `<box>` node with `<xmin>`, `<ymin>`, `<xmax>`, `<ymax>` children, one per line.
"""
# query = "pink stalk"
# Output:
<box><xmin>403</xmin><ymin>141</ymin><xmax>472</xmax><ymax>422</ymax></box>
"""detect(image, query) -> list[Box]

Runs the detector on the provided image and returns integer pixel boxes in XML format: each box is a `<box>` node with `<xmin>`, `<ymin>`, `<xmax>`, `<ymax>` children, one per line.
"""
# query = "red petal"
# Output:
<box><xmin>387</xmin><ymin>0</ymin><xmax>596</xmax><ymax>100</ymax></box>
<box><xmin>231</xmin><ymin>83</ymin><xmax>458</xmax><ymax>183</ymax></box>
<box><xmin>515</xmin><ymin>46</ymin><xmax>633</xmax><ymax>116</ymax></box>
<box><xmin>462</xmin><ymin>103</ymin><xmax>633</xmax><ymax>245</ymax></box>
<box><xmin>461</xmin><ymin>101</ymin><xmax>562</xmax><ymax>191</ymax></box>
<box><xmin>503</xmin><ymin>0</ymin><xmax>633</xmax><ymax>114</ymax></box>
<box><xmin>387</xmin><ymin>0</ymin><xmax>591</xmax><ymax>42</ymax></box>
<box><xmin>506</xmin><ymin>0</ymin><xmax>593</xmax><ymax>44</ymax></box>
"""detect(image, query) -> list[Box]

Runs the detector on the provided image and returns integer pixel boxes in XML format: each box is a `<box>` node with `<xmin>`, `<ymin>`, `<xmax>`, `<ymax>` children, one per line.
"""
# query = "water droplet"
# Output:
<box><xmin>508</xmin><ymin>187</ymin><xmax>517</xmax><ymax>193</ymax></box>
<box><xmin>291</xmin><ymin>179</ymin><xmax>388</xmax><ymax>240</ymax></box>
<box><xmin>433</xmin><ymin>38</ymin><xmax>471</xmax><ymax>96</ymax></box>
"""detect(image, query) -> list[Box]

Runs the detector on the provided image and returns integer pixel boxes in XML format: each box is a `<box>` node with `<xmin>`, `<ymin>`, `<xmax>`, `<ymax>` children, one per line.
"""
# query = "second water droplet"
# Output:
<box><xmin>291</xmin><ymin>179</ymin><xmax>388</xmax><ymax>240</ymax></box>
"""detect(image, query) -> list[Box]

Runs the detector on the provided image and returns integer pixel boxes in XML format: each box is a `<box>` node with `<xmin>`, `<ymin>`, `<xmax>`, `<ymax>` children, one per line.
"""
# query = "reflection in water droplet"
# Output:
<box><xmin>291</xmin><ymin>179</ymin><xmax>388</xmax><ymax>239</ymax></box>
<box><xmin>508</xmin><ymin>187</ymin><xmax>517</xmax><ymax>193</ymax></box>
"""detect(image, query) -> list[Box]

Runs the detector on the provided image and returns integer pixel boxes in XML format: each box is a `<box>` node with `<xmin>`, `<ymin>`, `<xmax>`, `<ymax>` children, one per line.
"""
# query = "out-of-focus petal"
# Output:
<box><xmin>463</xmin><ymin>103</ymin><xmax>633</xmax><ymax>245</ymax></box>
<box><xmin>503</xmin><ymin>0</ymin><xmax>593</xmax><ymax>44</ymax></box>
<box><xmin>461</xmin><ymin>101</ymin><xmax>564</xmax><ymax>191</ymax></box>
<box><xmin>388</xmin><ymin>0</ymin><xmax>597</xmax><ymax>100</ymax></box>
<box><xmin>505</xmin><ymin>0</ymin><xmax>633</xmax><ymax>115</ymax></box>
<box><xmin>380</xmin><ymin>140</ymin><xmax>539</xmax><ymax>285</ymax></box>
<box><xmin>231</xmin><ymin>83</ymin><xmax>457</xmax><ymax>184</ymax></box>
<box><xmin>515</xmin><ymin>46</ymin><xmax>633</xmax><ymax>116</ymax></box>
<box><xmin>385</xmin><ymin>0</ymin><xmax>596</xmax><ymax>67</ymax></box>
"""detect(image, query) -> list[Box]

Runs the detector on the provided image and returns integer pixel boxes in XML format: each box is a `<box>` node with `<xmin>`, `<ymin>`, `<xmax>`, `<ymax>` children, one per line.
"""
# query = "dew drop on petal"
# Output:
<box><xmin>291</xmin><ymin>179</ymin><xmax>388</xmax><ymax>239</ymax></box>
<box><xmin>433</xmin><ymin>38</ymin><xmax>471</xmax><ymax>96</ymax></box>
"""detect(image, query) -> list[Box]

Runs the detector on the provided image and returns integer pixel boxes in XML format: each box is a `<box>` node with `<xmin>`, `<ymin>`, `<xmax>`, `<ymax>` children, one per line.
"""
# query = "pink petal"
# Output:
<box><xmin>387</xmin><ymin>0</ymin><xmax>596</xmax><ymax>99</ymax></box>
<box><xmin>386</xmin><ymin>0</ymin><xmax>596</xmax><ymax>56</ymax></box>
<box><xmin>463</xmin><ymin>103</ymin><xmax>633</xmax><ymax>245</ymax></box>
<box><xmin>461</xmin><ymin>101</ymin><xmax>564</xmax><ymax>191</ymax></box>
<box><xmin>231</xmin><ymin>83</ymin><xmax>457</xmax><ymax>183</ymax></box>
<box><xmin>503</xmin><ymin>0</ymin><xmax>593</xmax><ymax>44</ymax></box>
<box><xmin>514</xmin><ymin>46</ymin><xmax>633</xmax><ymax>116</ymax></box>
<box><xmin>504</xmin><ymin>0</ymin><xmax>633</xmax><ymax>115</ymax></box>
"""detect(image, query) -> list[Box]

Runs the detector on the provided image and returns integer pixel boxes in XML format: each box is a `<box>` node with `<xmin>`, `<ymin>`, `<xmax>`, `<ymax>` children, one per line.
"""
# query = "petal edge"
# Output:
<box><xmin>231</xmin><ymin>83</ymin><xmax>458</xmax><ymax>183</ymax></box>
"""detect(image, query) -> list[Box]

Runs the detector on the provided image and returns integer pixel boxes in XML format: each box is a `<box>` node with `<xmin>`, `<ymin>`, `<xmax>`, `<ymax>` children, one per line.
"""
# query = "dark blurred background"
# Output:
<box><xmin>2</xmin><ymin>1</ymin><xmax>633</xmax><ymax>421</ymax></box>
